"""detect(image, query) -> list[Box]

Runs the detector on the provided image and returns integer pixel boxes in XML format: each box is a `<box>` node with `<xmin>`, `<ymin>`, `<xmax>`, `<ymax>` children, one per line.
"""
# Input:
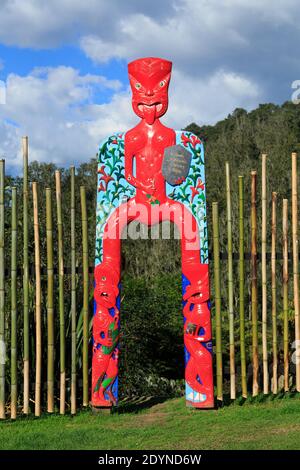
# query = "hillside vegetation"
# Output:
<box><xmin>2</xmin><ymin>101</ymin><xmax>300</xmax><ymax>400</ymax></box>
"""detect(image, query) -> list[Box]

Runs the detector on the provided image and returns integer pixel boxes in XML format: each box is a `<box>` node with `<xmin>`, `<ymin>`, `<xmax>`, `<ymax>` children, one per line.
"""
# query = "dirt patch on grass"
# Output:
<box><xmin>268</xmin><ymin>424</ymin><xmax>300</xmax><ymax>435</ymax></box>
<box><xmin>150</xmin><ymin>402</ymin><xmax>169</xmax><ymax>412</ymax></box>
<box><xmin>135</xmin><ymin>411</ymin><xmax>168</xmax><ymax>427</ymax></box>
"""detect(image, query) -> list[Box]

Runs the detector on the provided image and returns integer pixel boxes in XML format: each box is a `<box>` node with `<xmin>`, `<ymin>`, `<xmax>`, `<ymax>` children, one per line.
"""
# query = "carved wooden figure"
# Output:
<box><xmin>92</xmin><ymin>57</ymin><xmax>213</xmax><ymax>408</ymax></box>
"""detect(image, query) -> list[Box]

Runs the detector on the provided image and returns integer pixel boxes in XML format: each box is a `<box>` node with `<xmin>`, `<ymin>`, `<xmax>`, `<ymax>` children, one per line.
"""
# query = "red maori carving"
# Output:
<box><xmin>92</xmin><ymin>57</ymin><xmax>214</xmax><ymax>408</ymax></box>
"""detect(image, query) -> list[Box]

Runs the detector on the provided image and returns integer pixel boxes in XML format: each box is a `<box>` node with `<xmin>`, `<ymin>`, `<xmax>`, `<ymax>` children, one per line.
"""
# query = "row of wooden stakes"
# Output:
<box><xmin>1</xmin><ymin>140</ymin><xmax>300</xmax><ymax>419</ymax></box>
<box><xmin>212</xmin><ymin>154</ymin><xmax>300</xmax><ymax>401</ymax></box>
<box><xmin>0</xmin><ymin>137</ymin><xmax>90</xmax><ymax>419</ymax></box>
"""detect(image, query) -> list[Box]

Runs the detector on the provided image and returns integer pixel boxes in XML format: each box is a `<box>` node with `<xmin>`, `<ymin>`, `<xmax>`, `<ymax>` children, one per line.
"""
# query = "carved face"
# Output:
<box><xmin>94</xmin><ymin>264</ymin><xmax>119</xmax><ymax>309</ymax></box>
<box><xmin>182</xmin><ymin>265</ymin><xmax>209</xmax><ymax>304</ymax></box>
<box><xmin>183</xmin><ymin>283</ymin><xmax>205</xmax><ymax>305</ymax></box>
<box><xmin>128</xmin><ymin>57</ymin><xmax>172</xmax><ymax>125</ymax></box>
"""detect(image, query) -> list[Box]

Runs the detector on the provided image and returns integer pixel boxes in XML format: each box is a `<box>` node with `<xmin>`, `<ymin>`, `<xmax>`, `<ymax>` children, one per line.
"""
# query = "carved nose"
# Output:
<box><xmin>146</xmin><ymin>89</ymin><xmax>154</xmax><ymax>96</ymax></box>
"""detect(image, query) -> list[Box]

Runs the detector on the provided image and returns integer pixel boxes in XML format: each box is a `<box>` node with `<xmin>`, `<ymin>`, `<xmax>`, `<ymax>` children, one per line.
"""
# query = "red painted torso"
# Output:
<box><xmin>125</xmin><ymin>120</ymin><xmax>175</xmax><ymax>204</ymax></box>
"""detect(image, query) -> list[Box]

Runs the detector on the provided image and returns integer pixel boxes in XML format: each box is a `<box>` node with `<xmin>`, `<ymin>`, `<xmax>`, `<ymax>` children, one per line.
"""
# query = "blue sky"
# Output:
<box><xmin>0</xmin><ymin>0</ymin><xmax>299</xmax><ymax>173</ymax></box>
<box><xmin>0</xmin><ymin>44</ymin><xmax>129</xmax><ymax>102</ymax></box>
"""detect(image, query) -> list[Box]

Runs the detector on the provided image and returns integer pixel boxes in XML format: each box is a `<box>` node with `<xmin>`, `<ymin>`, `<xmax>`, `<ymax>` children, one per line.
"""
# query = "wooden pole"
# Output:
<box><xmin>239</xmin><ymin>176</ymin><xmax>247</xmax><ymax>398</ymax></box>
<box><xmin>261</xmin><ymin>154</ymin><xmax>269</xmax><ymax>394</ymax></box>
<box><xmin>70</xmin><ymin>167</ymin><xmax>76</xmax><ymax>415</ymax></box>
<box><xmin>81</xmin><ymin>186</ymin><xmax>89</xmax><ymax>407</ymax></box>
<box><xmin>291</xmin><ymin>152</ymin><xmax>300</xmax><ymax>391</ymax></box>
<box><xmin>251</xmin><ymin>171</ymin><xmax>259</xmax><ymax>397</ymax></box>
<box><xmin>11</xmin><ymin>187</ymin><xmax>17</xmax><ymax>419</ymax></box>
<box><xmin>55</xmin><ymin>171</ymin><xmax>65</xmax><ymax>414</ymax></box>
<box><xmin>22</xmin><ymin>136</ymin><xmax>30</xmax><ymax>415</ymax></box>
<box><xmin>32</xmin><ymin>182</ymin><xmax>41</xmax><ymax>417</ymax></box>
<box><xmin>46</xmin><ymin>188</ymin><xmax>54</xmax><ymax>413</ymax></box>
<box><xmin>225</xmin><ymin>162</ymin><xmax>235</xmax><ymax>399</ymax></box>
<box><xmin>212</xmin><ymin>202</ymin><xmax>223</xmax><ymax>401</ymax></box>
<box><xmin>282</xmin><ymin>199</ymin><xmax>289</xmax><ymax>392</ymax></box>
<box><xmin>271</xmin><ymin>192</ymin><xmax>277</xmax><ymax>394</ymax></box>
<box><xmin>0</xmin><ymin>160</ymin><xmax>5</xmax><ymax>419</ymax></box>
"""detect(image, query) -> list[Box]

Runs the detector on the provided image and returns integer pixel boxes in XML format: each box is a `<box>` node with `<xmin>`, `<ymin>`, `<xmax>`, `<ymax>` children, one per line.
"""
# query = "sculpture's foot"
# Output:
<box><xmin>91</xmin><ymin>405</ymin><xmax>112</xmax><ymax>415</ymax></box>
<box><xmin>91</xmin><ymin>396</ymin><xmax>112</xmax><ymax>408</ymax></box>
<box><xmin>186</xmin><ymin>399</ymin><xmax>215</xmax><ymax>409</ymax></box>
<box><xmin>107</xmin><ymin>390</ymin><xmax>117</xmax><ymax>406</ymax></box>
<box><xmin>186</xmin><ymin>392</ymin><xmax>214</xmax><ymax>409</ymax></box>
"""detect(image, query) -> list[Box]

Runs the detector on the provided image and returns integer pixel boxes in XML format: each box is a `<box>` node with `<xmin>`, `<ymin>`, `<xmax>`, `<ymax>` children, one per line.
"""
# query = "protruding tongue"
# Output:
<box><xmin>144</xmin><ymin>104</ymin><xmax>156</xmax><ymax>124</ymax></box>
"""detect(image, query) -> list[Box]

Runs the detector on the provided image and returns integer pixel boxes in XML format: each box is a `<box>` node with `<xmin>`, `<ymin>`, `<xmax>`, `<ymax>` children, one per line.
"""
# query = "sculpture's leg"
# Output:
<box><xmin>92</xmin><ymin>199</ymin><xmax>139</xmax><ymax>408</ymax></box>
<box><xmin>161</xmin><ymin>200</ymin><xmax>214</xmax><ymax>408</ymax></box>
<box><xmin>92</xmin><ymin>345</ymin><xmax>111</xmax><ymax>406</ymax></box>
<box><xmin>105</xmin><ymin>353</ymin><xmax>118</xmax><ymax>405</ymax></box>
<box><xmin>92</xmin><ymin>306</ymin><xmax>119</xmax><ymax>407</ymax></box>
<box><xmin>93</xmin><ymin>197</ymin><xmax>213</xmax><ymax>408</ymax></box>
<box><xmin>183</xmin><ymin>302</ymin><xmax>214</xmax><ymax>407</ymax></box>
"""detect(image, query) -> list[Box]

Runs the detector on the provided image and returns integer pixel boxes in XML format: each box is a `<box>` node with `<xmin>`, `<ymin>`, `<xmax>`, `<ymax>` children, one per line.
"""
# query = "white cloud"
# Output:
<box><xmin>74</xmin><ymin>0</ymin><xmax>300</xmax><ymax>114</ymax></box>
<box><xmin>0</xmin><ymin>66</ymin><xmax>133</xmax><ymax>173</ymax></box>
<box><xmin>0</xmin><ymin>80</ymin><xmax>6</xmax><ymax>105</ymax></box>
<box><xmin>79</xmin><ymin>36</ymin><xmax>127</xmax><ymax>64</ymax></box>
<box><xmin>165</xmin><ymin>69</ymin><xmax>261</xmax><ymax>127</ymax></box>
<box><xmin>0</xmin><ymin>63</ymin><xmax>261</xmax><ymax>173</ymax></box>
<box><xmin>78</xmin><ymin>0</ymin><xmax>299</xmax><ymax>71</ymax></box>
<box><xmin>0</xmin><ymin>0</ymin><xmax>112</xmax><ymax>47</ymax></box>
<box><xmin>0</xmin><ymin>0</ymin><xmax>296</xmax><ymax>172</ymax></box>
<box><xmin>0</xmin><ymin>0</ymin><xmax>175</xmax><ymax>48</ymax></box>
<box><xmin>0</xmin><ymin>1</ymin><xmax>298</xmax><ymax>69</ymax></box>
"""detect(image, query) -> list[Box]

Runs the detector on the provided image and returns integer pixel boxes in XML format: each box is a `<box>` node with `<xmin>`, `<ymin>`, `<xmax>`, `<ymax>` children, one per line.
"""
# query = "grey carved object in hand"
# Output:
<box><xmin>162</xmin><ymin>144</ymin><xmax>192</xmax><ymax>186</ymax></box>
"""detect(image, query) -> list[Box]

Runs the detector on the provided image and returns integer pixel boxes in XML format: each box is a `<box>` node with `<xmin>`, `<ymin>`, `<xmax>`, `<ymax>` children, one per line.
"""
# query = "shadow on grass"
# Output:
<box><xmin>117</xmin><ymin>389</ymin><xmax>300</xmax><ymax>414</ymax></box>
<box><xmin>116</xmin><ymin>389</ymin><xmax>299</xmax><ymax>414</ymax></box>
<box><xmin>3</xmin><ymin>390</ymin><xmax>299</xmax><ymax>422</ymax></box>
<box><xmin>216</xmin><ymin>390</ymin><xmax>299</xmax><ymax>408</ymax></box>
<box><xmin>115</xmin><ymin>395</ymin><xmax>172</xmax><ymax>414</ymax></box>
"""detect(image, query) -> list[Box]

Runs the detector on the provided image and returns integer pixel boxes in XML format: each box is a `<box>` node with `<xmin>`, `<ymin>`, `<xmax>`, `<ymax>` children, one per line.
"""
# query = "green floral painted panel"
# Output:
<box><xmin>95</xmin><ymin>131</ymin><xmax>208</xmax><ymax>265</ymax></box>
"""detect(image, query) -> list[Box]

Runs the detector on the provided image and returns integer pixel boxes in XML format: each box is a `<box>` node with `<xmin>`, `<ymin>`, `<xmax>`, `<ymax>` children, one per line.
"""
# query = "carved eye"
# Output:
<box><xmin>135</xmin><ymin>82</ymin><xmax>141</xmax><ymax>90</ymax></box>
<box><xmin>101</xmin><ymin>276</ymin><xmax>106</xmax><ymax>281</ymax></box>
<box><xmin>159</xmin><ymin>80</ymin><xmax>166</xmax><ymax>87</ymax></box>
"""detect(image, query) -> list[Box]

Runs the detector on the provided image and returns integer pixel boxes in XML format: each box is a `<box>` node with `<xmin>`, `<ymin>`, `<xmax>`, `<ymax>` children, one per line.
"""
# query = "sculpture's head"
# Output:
<box><xmin>128</xmin><ymin>57</ymin><xmax>172</xmax><ymax>125</ymax></box>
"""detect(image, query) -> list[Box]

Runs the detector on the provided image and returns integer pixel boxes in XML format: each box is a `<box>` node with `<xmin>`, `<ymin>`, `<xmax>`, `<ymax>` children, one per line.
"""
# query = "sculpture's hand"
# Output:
<box><xmin>126</xmin><ymin>173</ymin><xmax>156</xmax><ymax>195</ymax></box>
<box><xmin>144</xmin><ymin>178</ymin><xmax>156</xmax><ymax>195</ymax></box>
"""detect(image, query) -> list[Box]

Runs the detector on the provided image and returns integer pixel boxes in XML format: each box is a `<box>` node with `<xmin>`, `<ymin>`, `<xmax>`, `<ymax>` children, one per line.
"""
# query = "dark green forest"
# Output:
<box><xmin>2</xmin><ymin>100</ymin><xmax>300</xmax><ymax>403</ymax></box>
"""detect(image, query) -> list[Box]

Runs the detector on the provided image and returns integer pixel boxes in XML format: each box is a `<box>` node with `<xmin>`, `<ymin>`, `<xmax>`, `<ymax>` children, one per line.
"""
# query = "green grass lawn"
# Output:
<box><xmin>1</xmin><ymin>394</ymin><xmax>300</xmax><ymax>450</ymax></box>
